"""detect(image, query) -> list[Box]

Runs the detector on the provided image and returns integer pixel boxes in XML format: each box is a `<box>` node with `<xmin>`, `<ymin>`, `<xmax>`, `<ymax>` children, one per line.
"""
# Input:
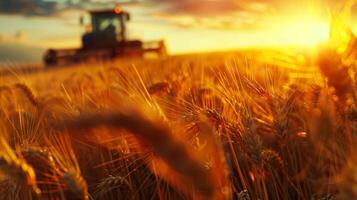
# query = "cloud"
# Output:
<box><xmin>151</xmin><ymin>0</ymin><xmax>276</xmax><ymax>17</ymax></box>
<box><xmin>0</xmin><ymin>0</ymin><xmax>301</xmax><ymax>20</ymax></box>
<box><xmin>158</xmin><ymin>0</ymin><xmax>243</xmax><ymax>16</ymax></box>
<box><xmin>0</xmin><ymin>0</ymin><xmax>277</xmax><ymax>17</ymax></box>
<box><xmin>149</xmin><ymin>0</ymin><xmax>279</xmax><ymax>31</ymax></box>
<box><xmin>150</xmin><ymin>0</ymin><xmax>350</xmax><ymax>31</ymax></box>
<box><xmin>0</xmin><ymin>0</ymin><xmax>140</xmax><ymax>16</ymax></box>
<box><xmin>0</xmin><ymin>0</ymin><xmax>345</xmax><ymax>32</ymax></box>
<box><xmin>157</xmin><ymin>11</ymin><xmax>269</xmax><ymax>31</ymax></box>
<box><xmin>0</xmin><ymin>0</ymin><xmax>58</xmax><ymax>16</ymax></box>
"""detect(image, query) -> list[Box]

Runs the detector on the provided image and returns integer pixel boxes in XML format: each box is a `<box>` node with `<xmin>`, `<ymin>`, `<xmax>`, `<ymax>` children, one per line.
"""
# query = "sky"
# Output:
<box><xmin>0</xmin><ymin>0</ymin><xmax>356</xmax><ymax>65</ymax></box>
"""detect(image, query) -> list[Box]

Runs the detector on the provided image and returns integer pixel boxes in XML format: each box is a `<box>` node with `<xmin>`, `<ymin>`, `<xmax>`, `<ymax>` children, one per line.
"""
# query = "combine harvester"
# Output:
<box><xmin>43</xmin><ymin>6</ymin><xmax>167</xmax><ymax>66</ymax></box>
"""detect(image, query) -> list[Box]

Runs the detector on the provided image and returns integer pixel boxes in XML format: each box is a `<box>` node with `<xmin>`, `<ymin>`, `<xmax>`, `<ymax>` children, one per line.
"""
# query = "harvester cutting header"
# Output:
<box><xmin>44</xmin><ymin>6</ymin><xmax>167</xmax><ymax>66</ymax></box>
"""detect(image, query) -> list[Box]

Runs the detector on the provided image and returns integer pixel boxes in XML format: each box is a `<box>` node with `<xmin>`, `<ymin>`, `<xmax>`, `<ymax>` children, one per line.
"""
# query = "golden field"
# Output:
<box><xmin>0</xmin><ymin>43</ymin><xmax>356</xmax><ymax>200</ymax></box>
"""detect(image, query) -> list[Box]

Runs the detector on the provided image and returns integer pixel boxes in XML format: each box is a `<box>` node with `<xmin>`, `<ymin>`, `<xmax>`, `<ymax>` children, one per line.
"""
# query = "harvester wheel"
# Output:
<box><xmin>44</xmin><ymin>49</ymin><xmax>58</xmax><ymax>66</ymax></box>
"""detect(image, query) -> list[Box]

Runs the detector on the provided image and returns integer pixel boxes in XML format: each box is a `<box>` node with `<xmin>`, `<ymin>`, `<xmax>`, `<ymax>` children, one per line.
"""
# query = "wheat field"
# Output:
<box><xmin>0</xmin><ymin>17</ymin><xmax>357</xmax><ymax>199</ymax></box>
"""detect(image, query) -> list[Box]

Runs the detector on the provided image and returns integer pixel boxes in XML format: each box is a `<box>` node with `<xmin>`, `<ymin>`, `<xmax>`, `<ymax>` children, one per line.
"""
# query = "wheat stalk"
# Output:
<box><xmin>0</xmin><ymin>137</ymin><xmax>41</xmax><ymax>197</ymax></box>
<box><xmin>14</xmin><ymin>83</ymin><xmax>40</xmax><ymax>108</ymax></box>
<box><xmin>56</xmin><ymin>111</ymin><xmax>216</xmax><ymax>199</ymax></box>
<box><xmin>63</xmin><ymin>170</ymin><xmax>89</xmax><ymax>200</ymax></box>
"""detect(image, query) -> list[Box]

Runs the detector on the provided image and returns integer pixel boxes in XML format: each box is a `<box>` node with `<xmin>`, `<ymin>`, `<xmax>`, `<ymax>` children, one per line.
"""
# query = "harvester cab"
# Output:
<box><xmin>82</xmin><ymin>8</ymin><xmax>130</xmax><ymax>48</ymax></box>
<box><xmin>44</xmin><ymin>6</ymin><xmax>167</xmax><ymax>66</ymax></box>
